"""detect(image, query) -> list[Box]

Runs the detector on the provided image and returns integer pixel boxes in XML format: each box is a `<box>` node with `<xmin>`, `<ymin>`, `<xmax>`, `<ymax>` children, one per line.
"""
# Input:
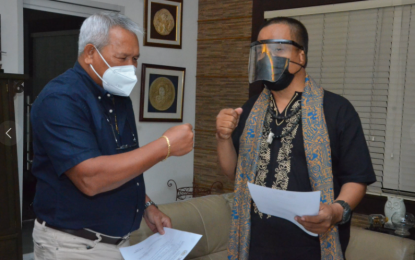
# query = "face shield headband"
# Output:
<box><xmin>248</xmin><ymin>39</ymin><xmax>305</xmax><ymax>84</ymax></box>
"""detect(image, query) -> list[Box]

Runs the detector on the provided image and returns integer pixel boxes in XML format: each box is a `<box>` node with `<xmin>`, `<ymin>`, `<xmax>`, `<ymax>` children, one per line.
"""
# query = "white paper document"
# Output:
<box><xmin>120</xmin><ymin>228</ymin><xmax>202</xmax><ymax>260</ymax></box>
<box><xmin>247</xmin><ymin>182</ymin><xmax>321</xmax><ymax>236</ymax></box>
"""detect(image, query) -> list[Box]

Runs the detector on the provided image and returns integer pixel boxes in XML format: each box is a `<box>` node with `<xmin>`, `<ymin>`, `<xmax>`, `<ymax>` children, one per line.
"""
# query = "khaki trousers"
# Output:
<box><xmin>32</xmin><ymin>220</ymin><xmax>130</xmax><ymax>260</ymax></box>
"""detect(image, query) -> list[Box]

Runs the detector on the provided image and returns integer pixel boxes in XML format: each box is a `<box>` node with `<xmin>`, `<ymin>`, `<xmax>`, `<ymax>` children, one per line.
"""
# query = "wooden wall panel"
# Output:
<box><xmin>194</xmin><ymin>79</ymin><xmax>250</xmax><ymax>131</ymax></box>
<box><xmin>197</xmin><ymin>40</ymin><xmax>250</xmax><ymax>77</ymax></box>
<box><xmin>199</xmin><ymin>0</ymin><xmax>252</xmax><ymax>21</ymax></box>
<box><xmin>196</xmin><ymin>78</ymin><xmax>248</xmax><ymax>111</ymax></box>
<box><xmin>194</xmin><ymin>0</ymin><xmax>253</xmax><ymax>192</ymax></box>
<box><xmin>194</xmin><ymin>130</ymin><xmax>216</xmax><ymax>151</ymax></box>
<box><xmin>194</xmin><ymin>149</ymin><xmax>235</xmax><ymax>192</ymax></box>
<box><xmin>198</xmin><ymin>17</ymin><xmax>251</xmax><ymax>39</ymax></box>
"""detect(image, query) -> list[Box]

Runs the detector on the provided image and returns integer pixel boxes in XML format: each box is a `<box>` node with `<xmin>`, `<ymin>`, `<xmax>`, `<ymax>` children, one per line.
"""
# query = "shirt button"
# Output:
<box><xmin>109</xmin><ymin>109</ymin><xmax>113</xmax><ymax>113</ymax></box>
<box><xmin>137</xmin><ymin>182</ymin><xmax>139</xmax><ymax>186</ymax></box>
<box><xmin>107</xmin><ymin>94</ymin><xmax>111</xmax><ymax>97</ymax></box>
<box><xmin>98</xmin><ymin>96</ymin><xmax>101</xmax><ymax>100</ymax></box>
<box><xmin>136</xmin><ymin>209</ymin><xmax>139</xmax><ymax>213</ymax></box>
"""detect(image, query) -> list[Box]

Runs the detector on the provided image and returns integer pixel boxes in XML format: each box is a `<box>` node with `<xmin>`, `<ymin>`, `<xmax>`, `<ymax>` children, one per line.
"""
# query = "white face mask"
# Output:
<box><xmin>90</xmin><ymin>46</ymin><xmax>138</xmax><ymax>97</ymax></box>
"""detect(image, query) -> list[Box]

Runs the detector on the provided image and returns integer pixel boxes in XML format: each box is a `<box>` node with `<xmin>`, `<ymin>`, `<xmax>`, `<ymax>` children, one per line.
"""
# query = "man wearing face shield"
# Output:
<box><xmin>30</xmin><ymin>12</ymin><xmax>193</xmax><ymax>260</ymax></box>
<box><xmin>216</xmin><ymin>17</ymin><xmax>376</xmax><ymax>260</ymax></box>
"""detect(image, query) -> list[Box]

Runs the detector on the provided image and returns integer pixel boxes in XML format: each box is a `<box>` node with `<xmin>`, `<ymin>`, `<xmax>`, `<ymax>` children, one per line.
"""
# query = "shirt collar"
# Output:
<box><xmin>73</xmin><ymin>61</ymin><xmax>111</xmax><ymax>98</ymax></box>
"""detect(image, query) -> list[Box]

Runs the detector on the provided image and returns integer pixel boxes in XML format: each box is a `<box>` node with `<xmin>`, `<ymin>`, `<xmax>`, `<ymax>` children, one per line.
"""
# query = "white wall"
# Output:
<box><xmin>1</xmin><ymin>0</ymin><xmax>198</xmax><ymax>209</ymax></box>
<box><xmin>95</xmin><ymin>0</ymin><xmax>198</xmax><ymax>204</ymax></box>
<box><xmin>127</xmin><ymin>0</ymin><xmax>198</xmax><ymax>204</ymax></box>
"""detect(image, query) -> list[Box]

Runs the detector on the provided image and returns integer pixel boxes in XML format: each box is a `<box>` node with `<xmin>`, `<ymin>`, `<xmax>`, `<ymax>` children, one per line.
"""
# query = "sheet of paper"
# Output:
<box><xmin>120</xmin><ymin>228</ymin><xmax>202</xmax><ymax>260</ymax></box>
<box><xmin>248</xmin><ymin>182</ymin><xmax>321</xmax><ymax>236</ymax></box>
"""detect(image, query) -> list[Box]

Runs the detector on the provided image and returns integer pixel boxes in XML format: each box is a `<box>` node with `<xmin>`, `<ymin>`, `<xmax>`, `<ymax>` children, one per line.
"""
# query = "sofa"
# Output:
<box><xmin>130</xmin><ymin>194</ymin><xmax>415</xmax><ymax>260</ymax></box>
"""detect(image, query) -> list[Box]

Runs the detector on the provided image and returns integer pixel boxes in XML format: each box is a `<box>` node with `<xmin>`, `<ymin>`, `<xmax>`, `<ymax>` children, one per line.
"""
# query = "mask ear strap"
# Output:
<box><xmin>289</xmin><ymin>60</ymin><xmax>304</xmax><ymax>75</ymax></box>
<box><xmin>93</xmin><ymin>46</ymin><xmax>111</xmax><ymax>69</ymax></box>
<box><xmin>290</xmin><ymin>60</ymin><xmax>305</xmax><ymax>68</ymax></box>
<box><xmin>90</xmin><ymin>64</ymin><xmax>106</xmax><ymax>84</ymax></box>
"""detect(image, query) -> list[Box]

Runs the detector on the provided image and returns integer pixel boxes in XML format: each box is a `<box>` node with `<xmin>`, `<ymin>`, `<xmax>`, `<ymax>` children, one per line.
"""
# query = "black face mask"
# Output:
<box><xmin>256</xmin><ymin>56</ymin><xmax>304</xmax><ymax>92</ymax></box>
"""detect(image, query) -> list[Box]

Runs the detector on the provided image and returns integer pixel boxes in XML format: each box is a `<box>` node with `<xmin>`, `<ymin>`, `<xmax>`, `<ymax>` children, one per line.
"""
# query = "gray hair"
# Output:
<box><xmin>78</xmin><ymin>12</ymin><xmax>143</xmax><ymax>56</ymax></box>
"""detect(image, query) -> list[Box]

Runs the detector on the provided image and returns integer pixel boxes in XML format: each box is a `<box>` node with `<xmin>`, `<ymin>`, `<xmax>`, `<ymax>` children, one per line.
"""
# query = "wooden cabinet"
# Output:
<box><xmin>0</xmin><ymin>73</ymin><xmax>28</xmax><ymax>260</ymax></box>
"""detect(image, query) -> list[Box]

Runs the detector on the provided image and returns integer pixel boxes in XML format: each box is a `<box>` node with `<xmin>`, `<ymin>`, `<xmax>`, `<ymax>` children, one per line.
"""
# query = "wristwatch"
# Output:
<box><xmin>144</xmin><ymin>200</ymin><xmax>158</xmax><ymax>209</ymax></box>
<box><xmin>334</xmin><ymin>200</ymin><xmax>351</xmax><ymax>225</ymax></box>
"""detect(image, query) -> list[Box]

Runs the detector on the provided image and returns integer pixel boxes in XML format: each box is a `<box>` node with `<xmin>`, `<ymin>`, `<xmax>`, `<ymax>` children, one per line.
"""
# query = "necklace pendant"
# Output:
<box><xmin>267</xmin><ymin>132</ymin><xmax>275</xmax><ymax>144</ymax></box>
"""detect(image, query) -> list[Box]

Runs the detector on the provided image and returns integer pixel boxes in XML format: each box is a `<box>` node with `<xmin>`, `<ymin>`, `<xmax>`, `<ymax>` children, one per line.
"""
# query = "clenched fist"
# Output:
<box><xmin>216</xmin><ymin>108</ymin><xmax>243</xmax><ymax>140</ymax></box>
<box><xmin>162</xmin><ymin>124</ymin><xmax>194</xmax><ymax>156</ymax></box>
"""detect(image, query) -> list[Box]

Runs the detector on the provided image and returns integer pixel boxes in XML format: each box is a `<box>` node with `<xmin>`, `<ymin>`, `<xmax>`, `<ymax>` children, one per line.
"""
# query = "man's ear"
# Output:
<box><xmin>299</xmin><ymin>50</ymin><xmax>306</xmax><ymax>67</ymax></box>
<box><xmin>83</xmin><ymin>44</ymin><xmax>96</xmax><ymax>65</ymax></box>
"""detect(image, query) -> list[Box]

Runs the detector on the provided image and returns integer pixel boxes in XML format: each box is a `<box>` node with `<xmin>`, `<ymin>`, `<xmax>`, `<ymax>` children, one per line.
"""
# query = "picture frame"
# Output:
<box><xmin>140</xmin><ymin>63</ymin><xmax>186</xmax><ymax>122</ymax></box>
<box><xmin>144</xmin><ymin>0</ymin><xmax>183</xmax><ymax>49</ymax></box>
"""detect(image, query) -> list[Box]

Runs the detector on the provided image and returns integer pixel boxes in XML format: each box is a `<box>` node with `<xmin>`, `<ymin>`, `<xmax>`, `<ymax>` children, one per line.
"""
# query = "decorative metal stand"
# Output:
<box><xmin>167</xmin><ymin>179</ymin><xmax>223</xmax><ymax>201</ymax></box>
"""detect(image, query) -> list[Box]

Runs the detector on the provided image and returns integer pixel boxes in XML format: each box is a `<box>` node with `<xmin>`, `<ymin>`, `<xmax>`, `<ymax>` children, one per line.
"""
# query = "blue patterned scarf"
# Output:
<box><xmin>228</xmin><ymin>76</ymin><xmax>343</xmax><ymax>260</ymax></box>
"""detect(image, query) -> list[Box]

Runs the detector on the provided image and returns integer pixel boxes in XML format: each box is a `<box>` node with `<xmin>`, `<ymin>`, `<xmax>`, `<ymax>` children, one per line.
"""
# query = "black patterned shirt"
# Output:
<box><xmin>232</xmin><ymin>90</ymin><xmax>376</xmax><ymax>260</ymax></box>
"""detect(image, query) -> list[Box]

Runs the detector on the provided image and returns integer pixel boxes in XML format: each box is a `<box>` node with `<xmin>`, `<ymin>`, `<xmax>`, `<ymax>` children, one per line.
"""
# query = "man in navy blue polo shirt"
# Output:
<box><xmin>31</xmin><ymin>12</ymin><xmax>194</xmax><ymax>260</ymax></box>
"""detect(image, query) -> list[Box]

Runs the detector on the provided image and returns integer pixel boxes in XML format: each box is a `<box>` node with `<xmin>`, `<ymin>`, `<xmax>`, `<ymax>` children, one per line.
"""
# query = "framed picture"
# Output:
<box><xmin>140</xmin><ymin>64</ymin><xmax>186</xmax><ymax>122</ymax></box>
<box><xmin>144</xmin><ymin>0</ymin><xmax>183</xmax><ymax>49</ymax></box>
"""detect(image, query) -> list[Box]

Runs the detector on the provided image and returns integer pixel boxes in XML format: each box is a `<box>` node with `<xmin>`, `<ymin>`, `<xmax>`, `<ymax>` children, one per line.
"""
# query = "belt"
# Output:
<box><xmin>36</xmin><ymin>218</ymin><xmax>127</xmax><ymax>245</ymax></box>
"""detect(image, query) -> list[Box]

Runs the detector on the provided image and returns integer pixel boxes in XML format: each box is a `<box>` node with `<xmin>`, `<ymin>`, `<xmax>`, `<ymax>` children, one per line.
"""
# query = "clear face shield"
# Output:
<box><xmin>248</xmin><ymin>39</ymin><xmax>305</xmax><ymax>84</ymax></box>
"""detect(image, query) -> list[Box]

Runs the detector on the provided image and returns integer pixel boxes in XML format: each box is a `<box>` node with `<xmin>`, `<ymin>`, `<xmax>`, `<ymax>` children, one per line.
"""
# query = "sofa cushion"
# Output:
<box><xmin>130</xmin><ymin>194</ymin><xmax>415</xmax><ymax>260</ymax></box>
<box><xmin>190</xmin><ymin>250</ymin><xmax>227</xmax><ymax>260</ymax></box>
<box><xmin>130</xmin><ymin>194</ymin><xmax>232</xmax><ymax>259</ymax></box>
<box><xmin>346</xmin><ymin>226</ymin><xmax>415</xmax><ymax>260</ymax></box>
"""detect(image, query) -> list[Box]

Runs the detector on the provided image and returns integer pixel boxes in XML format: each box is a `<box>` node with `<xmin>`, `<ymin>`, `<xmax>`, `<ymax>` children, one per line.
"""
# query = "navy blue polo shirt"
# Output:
<box><xmin>31</xmin><ymin>61</ymin><xmax>145</xmax><ymax>237</ymax></box>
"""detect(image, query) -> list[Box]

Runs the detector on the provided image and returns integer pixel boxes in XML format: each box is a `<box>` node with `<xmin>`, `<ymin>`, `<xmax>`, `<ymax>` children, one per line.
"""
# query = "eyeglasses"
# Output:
<box><xmin>250</xmin><ymin>39</ymin><xmax>305</xmax><ymax>50</ymax></box>
<box><xmin>107</xmin><ymin>118</ymin><xmax>138</xmax><ymax>151</ymax></box>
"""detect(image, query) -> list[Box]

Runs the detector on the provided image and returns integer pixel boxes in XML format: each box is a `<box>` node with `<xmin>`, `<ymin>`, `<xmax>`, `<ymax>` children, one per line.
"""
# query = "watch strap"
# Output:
<box><xmin>334</xmin><ymin>200</ymin><xmax>351</xmax><ymax>225</ymax></box>
<box><xmin>144</xmin><ymin>200</ymin><xmax>158</xmax><ymax>209</ymax></box>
